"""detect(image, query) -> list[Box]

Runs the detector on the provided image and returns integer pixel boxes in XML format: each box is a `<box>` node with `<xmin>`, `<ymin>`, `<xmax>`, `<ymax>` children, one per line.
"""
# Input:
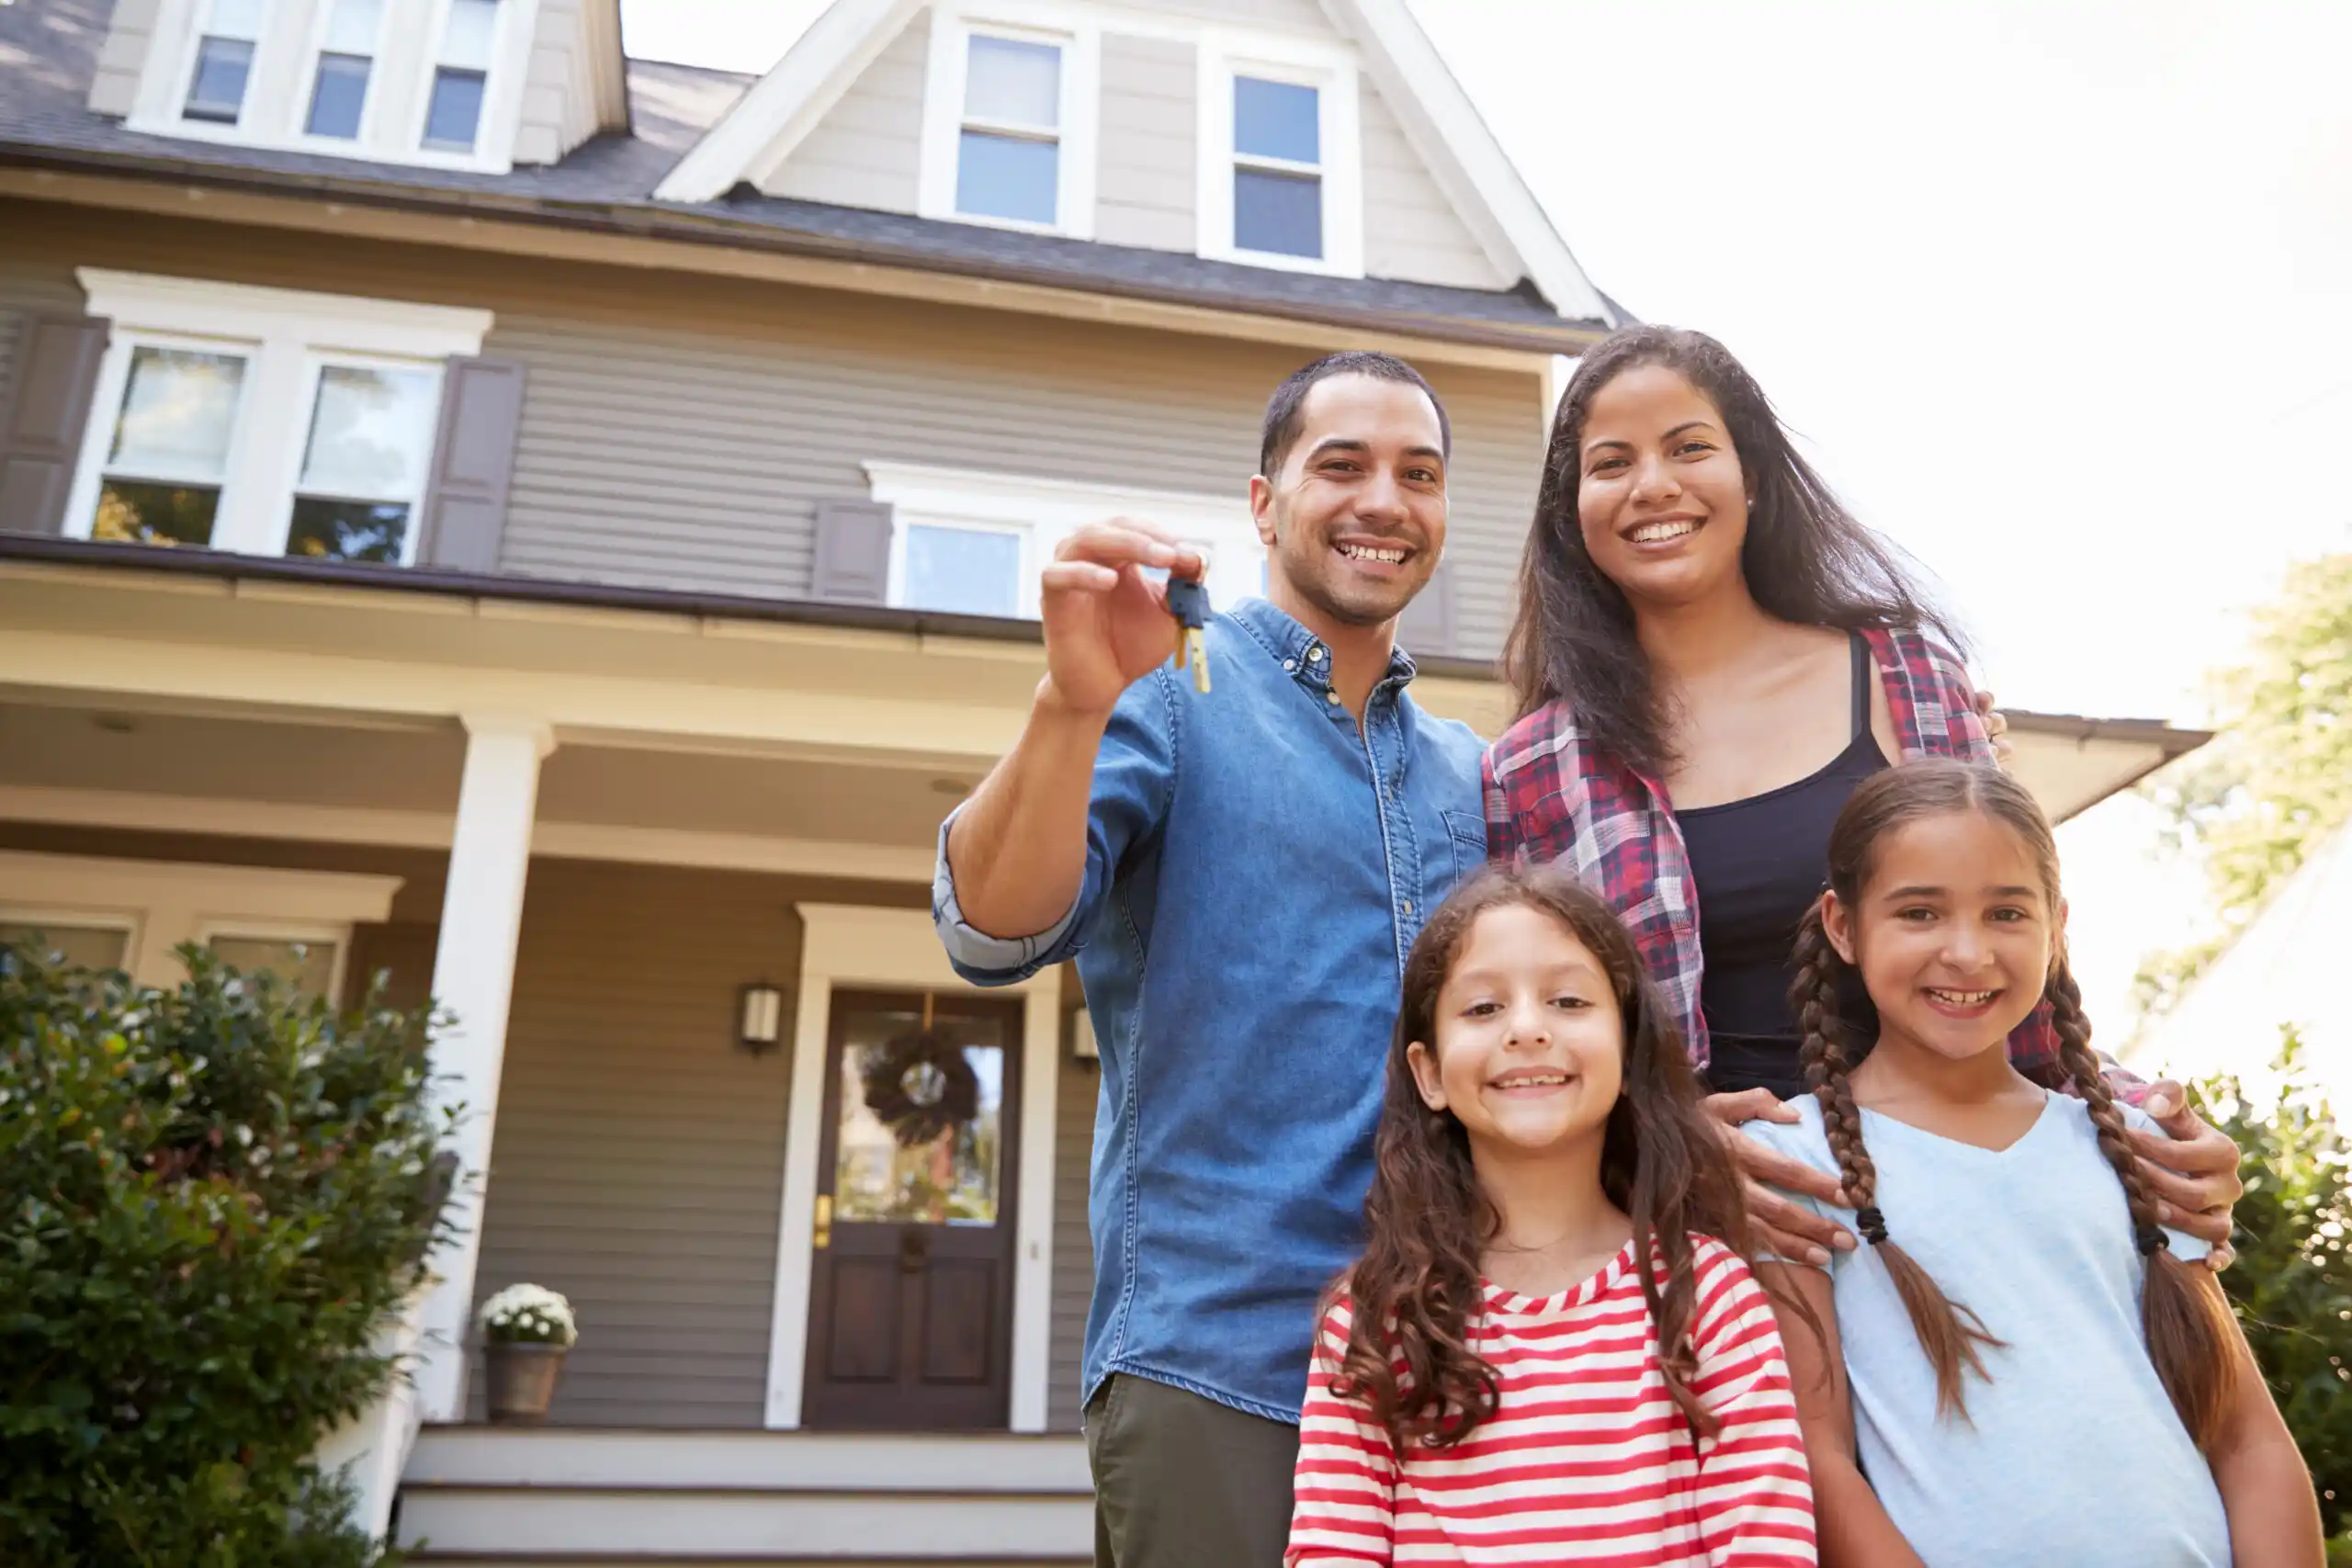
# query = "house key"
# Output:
<box><xmin>1165</xmin><ymin>574</ymin><xmax>1210</xmax><ymax>694</ymax></box>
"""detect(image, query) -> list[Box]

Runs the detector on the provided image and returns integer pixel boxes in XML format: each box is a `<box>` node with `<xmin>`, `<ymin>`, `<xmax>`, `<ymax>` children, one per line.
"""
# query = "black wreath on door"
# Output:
<box><xmin>861</xmin><ymin>1030</ymin><xmax>981</xmax><ymax>1147</ymax></box>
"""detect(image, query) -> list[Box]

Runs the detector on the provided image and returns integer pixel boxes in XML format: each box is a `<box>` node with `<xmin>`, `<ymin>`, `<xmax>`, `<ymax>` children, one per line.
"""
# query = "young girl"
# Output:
<box><xmin>1745</xmin><ymin>759</ymin><xmax>2322</xmax><ymax>1568</ymax></box>
<box><xmin>1286</xmin><ymin>864</ymin><xmax>1818</xmax><ymax>1566</ymax></box>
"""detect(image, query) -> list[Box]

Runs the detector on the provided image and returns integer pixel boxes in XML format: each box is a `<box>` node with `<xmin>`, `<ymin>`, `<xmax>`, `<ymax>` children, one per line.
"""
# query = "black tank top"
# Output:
<box><xmin>1674</xmin><ymin>634</ymin><xmax>1889</xmax><ymax>1100</ymax></box>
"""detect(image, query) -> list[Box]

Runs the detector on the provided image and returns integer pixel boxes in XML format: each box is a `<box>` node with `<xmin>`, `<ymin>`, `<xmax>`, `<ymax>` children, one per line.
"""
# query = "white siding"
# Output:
<box><xmin>760</xmin><ymin>8</ymin><xmax>930</xmax><ymax>212</ymax></box>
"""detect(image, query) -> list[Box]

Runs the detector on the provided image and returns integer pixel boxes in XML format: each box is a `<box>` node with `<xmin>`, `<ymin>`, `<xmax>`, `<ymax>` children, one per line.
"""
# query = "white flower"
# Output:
<box><xmin>477</xmin><ymin>1283</ymin><xmax>578</xmax><ymax>1347</ymax></box>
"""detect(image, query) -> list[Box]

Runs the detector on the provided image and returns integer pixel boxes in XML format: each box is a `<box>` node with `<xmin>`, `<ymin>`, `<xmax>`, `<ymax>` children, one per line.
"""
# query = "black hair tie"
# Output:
<box><xmin>2135</xmin><ymin>1223</ymin><xmax>2169</xmax><ymax>1258</ymax></box>
<box><xmin>1856</xmin><ymin>1205</ymin><xmax>1889</xmax><ymax>1247</ymax></box>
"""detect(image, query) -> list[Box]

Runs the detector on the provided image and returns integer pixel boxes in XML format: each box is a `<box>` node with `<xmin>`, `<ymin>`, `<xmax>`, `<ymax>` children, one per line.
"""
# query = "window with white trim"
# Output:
<box><xmin>183</xmin><ymin>0</ymin><xmax>266</xmax><ymax>124</ymax></box>
<box><xmin>956</xmin><ymin>35</ymin><xmax>1062</xmax><ymax>226</ymax></box>
<box><xmin>1198</xmin><ymin>44</ymin><xmax>1363</xmax><ymax>277</ymax></box>
<box><xmin>919</xmin><ymin>8</ymin><xmax>1099</xmax><ymax>238</ymax></box>
<box><xmin>423</xmin><ymin>0</ymin><xmax>500</xmax><ymax>152</ymax></box>
<box><xmin>202</xmin><ymin>921</ymin><xmax>349</xmax><ymax>1000</ymax></box>
<box><xmin>300</xmin><ymin>0</ymin><xmax>386</xmax><ymax>140</ymax></box>
<box><xmin>66</xmin><ymin>271</ymin><xmax>493</xmax><ymax>568</ymax></box>
<box><xmin>866</xmin><ymin>462</ymin><xmax>1268</xmax><ymax>623</ymax></box>
<box><xmin>131</xmin><ymin>0</ymin><xmax>531</xmax><ymax>172</ymax></box>
<box><xmin>0</xmin><ymin>912</ymin><xmax>137</xmax><ymax>973</ymax></box>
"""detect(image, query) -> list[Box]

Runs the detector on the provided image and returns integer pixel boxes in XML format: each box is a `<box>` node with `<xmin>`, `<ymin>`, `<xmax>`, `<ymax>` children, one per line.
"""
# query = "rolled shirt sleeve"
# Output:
<box><xmin>932</xmin><ymin>668</ymin><xmax>1181</xmax><ymax>986</ymax></box>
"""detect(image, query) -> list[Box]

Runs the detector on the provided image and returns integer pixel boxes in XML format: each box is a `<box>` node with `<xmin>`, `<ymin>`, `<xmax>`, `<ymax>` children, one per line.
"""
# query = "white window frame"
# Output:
<box><xmin>293</xmin><ymin>0</ymin><xmax>392</xmax><ymax>145</ymax></box>
<box><xmin>1197</xmin><ymin>38</ymin><xmax>1363</xmax><ymax>278</ymax></box>
<box><xmin>64</xmin><ymin>270</ymin><xmax>494</xmax><ymax>567</ymax></box>
<box><xmin>198</xmin><ymin>917</ymin><xmax>356</xmax><ymax>1002</ymax></box>
<box><xmin>918</xmin><ymin>1</ymin><xmax>1101</xmax><ymax>241</ymax></box>
<box><xmin>865</xmin><ymin>461</ymin><xmax>1269</xmax><ymax>622</ymax></box>
<box><xmin>0</xmin><ymin>906</ymin><xmax>143</xmax><ymax>971</ymax></box>
<box><xmin>127</xmin><ymin>0</ymin><xmax>541</xmax><ymax>175</ymax></box>
<box><xmin>0</xmin><ymin>852</ymin><xmax>401</xmax><ymax>994</ymax></box>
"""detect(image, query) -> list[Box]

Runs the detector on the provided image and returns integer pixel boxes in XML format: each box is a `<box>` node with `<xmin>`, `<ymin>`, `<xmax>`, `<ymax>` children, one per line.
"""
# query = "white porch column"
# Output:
<box><xmin>413</xmin><ymin>713</ymin><xmax>556</xmax><ymax>1422</ymax></box>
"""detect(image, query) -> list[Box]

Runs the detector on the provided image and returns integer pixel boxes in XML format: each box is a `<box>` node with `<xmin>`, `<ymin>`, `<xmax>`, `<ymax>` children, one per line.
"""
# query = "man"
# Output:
<box><xmin>934</xmin><ymin>352</ymin><xmax>1475</xmax><ymax>1565</ymax></box>
<box><xmin>933</xmin><ymin>351</ymin><xmax>2246</xmax><ymax>1564</ymax></box>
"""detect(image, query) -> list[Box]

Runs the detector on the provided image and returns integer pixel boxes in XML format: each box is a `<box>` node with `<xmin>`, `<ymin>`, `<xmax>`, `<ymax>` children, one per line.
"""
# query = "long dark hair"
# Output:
<box><xmin>1331</xmin><ymin>863</ymin><xmax>1752</xmax><ymax>1450</ymax></box>
<box><xmin>1503</xmin><ymin>326</ymin><xmax>1962</xmax><ymax>772</ymax></box>
<box><xmin>1792</xmin><ymin>759</ymin><xmax>2239</xmax><ymax>1445</ymax></box>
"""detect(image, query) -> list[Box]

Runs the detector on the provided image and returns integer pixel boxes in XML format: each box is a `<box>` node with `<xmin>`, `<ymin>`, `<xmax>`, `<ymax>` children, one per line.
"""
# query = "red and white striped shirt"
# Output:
<box><xmin>1287</xmin><ymin>1236</ymin><xmax>1816</xmax><ymax>1566</ymax></box>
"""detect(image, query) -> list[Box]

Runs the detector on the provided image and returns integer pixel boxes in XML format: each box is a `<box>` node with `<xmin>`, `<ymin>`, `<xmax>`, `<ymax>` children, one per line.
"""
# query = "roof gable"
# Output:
<box><xmin>655</xmin><ymin>0</ymin><xmax>1614</xmax><ymax>322</ymax></box>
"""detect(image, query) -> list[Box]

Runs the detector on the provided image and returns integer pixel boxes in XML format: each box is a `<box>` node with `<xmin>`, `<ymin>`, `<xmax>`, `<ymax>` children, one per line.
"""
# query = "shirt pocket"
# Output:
<box><xmin>1438</xmin><ymin>808</ymin><xmax>1489</xmax><ymax>893</ymax></box>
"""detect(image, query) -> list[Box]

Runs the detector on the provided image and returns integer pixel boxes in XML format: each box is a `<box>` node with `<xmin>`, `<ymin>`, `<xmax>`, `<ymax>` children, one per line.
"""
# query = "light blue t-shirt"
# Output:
<box><xmin>1746</xmin><ymin>1093</ymin><xmax>2230</xmax><ymax>1568</ymax></box>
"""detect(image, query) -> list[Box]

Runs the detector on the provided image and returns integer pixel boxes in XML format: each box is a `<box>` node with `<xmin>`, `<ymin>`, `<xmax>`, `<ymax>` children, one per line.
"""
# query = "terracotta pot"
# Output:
<box><xmin>483</xmin><ymin>1340</ymin><xmax>567</xmax><ymax>1425</ymax></box>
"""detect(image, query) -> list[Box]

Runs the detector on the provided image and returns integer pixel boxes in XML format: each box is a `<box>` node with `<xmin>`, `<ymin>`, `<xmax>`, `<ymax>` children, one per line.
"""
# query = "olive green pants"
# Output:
<box><xmin>1082</xmin><ymin>1373</ymin><xmax>1301</xmax><ymax>1568</ymax></box>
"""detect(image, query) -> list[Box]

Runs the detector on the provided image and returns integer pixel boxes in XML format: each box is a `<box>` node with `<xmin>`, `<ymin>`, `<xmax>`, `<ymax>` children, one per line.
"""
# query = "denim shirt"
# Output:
<box><xmin>933</xmin><ymin>597</ymin><xmax>1487</xmax><ymax>1422</ymax></box>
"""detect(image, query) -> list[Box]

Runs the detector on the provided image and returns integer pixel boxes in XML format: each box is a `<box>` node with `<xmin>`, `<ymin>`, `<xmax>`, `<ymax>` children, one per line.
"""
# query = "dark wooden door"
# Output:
<box><xmin>803</xmin><ymin>988</ymin><xmax>1023</xmax><ymax>1431</ymax></box>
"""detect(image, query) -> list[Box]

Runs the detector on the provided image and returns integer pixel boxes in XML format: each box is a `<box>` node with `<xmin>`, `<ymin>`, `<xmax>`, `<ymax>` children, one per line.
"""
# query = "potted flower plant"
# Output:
<box><xmin>478</xmin><ymin>1282</ymin><xmax>577</xmax><ymax>1425</ymax></box>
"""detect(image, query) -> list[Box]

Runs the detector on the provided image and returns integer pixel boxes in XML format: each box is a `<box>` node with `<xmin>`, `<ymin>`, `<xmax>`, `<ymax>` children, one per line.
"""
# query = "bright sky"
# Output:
<box><xmin>619</xmin><ymin>0</ymin><xmax>2352</xmax><ymax>1051</ymax></box>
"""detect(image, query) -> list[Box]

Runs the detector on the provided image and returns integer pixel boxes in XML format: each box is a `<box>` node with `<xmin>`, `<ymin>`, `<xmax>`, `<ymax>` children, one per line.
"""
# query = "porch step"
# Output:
<box><xmin>394</xmin><ymin>1427</ymin><xmax>1092</xmax><ymax>1565</ymax></box>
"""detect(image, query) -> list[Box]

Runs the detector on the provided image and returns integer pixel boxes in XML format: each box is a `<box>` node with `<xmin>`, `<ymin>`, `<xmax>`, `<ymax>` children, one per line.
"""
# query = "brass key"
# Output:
<box><xmin>1165</xmin><ymin>575</ymin><xmax>1211</xmax><ymax>694</ymax></box>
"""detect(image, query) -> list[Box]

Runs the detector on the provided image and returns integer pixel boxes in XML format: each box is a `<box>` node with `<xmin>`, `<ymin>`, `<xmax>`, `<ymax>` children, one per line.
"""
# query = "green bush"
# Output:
<box><xmin>0</xmin><ymin>942</ymin><xmax>458</xmax><ymax>1567</ymax></box>
<box><xmin>2196</xmin><ymin>1031</ymin><xmax>2352</xmax><ymax>1538</ymax></box>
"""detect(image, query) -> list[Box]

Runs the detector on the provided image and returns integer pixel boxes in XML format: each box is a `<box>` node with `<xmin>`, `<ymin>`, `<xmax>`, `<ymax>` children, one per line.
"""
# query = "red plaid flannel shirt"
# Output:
<box><xmin>1482</xmin><ymin>626</ymin><xmax>2062</xmax><ymax>1079</ymax></box>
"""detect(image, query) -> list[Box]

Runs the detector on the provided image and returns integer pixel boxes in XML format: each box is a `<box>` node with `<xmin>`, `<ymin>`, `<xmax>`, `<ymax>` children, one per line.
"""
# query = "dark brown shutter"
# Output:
<box><xmin>416</xmin><ymin>355</ymin><xmax>526</xmax><ymax>573</ymax></box>
<box><xmin>0</xmin><ymin>314</ymin><xmax>111</xmax><ymax>536</ymax></box>
<box><xmin>809</xmin><ymin>499</ymin><xmax>895</xmax><ymax>604</ymax></box>
<box><xmin>1396</xmin><ymin>559</ymin><xmax>1456</xmax><ymax>658</ymax></box>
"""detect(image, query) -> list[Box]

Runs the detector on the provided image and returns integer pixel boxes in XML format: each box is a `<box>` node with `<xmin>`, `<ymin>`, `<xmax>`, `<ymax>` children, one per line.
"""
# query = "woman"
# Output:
<box><xmin>1484</xmin><ymin>324</ymin><xmax>2244</xmax><ymax>1268</ymax></box>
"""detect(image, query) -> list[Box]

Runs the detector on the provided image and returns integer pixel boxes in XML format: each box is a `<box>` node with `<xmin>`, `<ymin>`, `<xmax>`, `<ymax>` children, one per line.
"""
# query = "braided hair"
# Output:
<box><xmin>1792</xmin><ymin>758</ymin><xmax>2241</xmax><ymax>1447</ymax></box>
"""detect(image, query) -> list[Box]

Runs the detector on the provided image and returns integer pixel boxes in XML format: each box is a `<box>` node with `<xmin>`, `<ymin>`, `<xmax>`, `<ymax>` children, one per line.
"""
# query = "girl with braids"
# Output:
<box><xmin>1286</xmin><ymin>863</ymin><xmax>1816</xmax><ymax>1567</ymax></box>
<box><xmin>1744</xmin><ymin>759</ymin><xmax>2321</xmax><ymax>1568</ymax></box>
<box><xmin>1484</xmin><ymin>324</ymin><xmax>2249</xmax><ymax>1276</ymax></box>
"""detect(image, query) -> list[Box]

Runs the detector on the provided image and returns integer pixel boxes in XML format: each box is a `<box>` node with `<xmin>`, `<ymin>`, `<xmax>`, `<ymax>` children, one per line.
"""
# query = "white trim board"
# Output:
<box><xmin>0</xmin><ymin>784</ymin><xmax>939</xmax><ymax>884</ymax></box>
<box><xmin>763</xmin><ymin>904</ymin><xmax>1061</xmax><ymax>1435</ymax></box>
<box><xmin>0</xmin><ymin>848</ymin><xmax>400</xmax><ymax>988</ymax></box>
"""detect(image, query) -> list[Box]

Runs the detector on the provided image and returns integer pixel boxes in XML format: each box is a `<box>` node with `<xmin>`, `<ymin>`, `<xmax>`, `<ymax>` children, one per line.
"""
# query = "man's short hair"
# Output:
<box><xmin>1258</xmin><ymin>352</ymin><xmax>1451</xmax><ymax>479</ymax></box>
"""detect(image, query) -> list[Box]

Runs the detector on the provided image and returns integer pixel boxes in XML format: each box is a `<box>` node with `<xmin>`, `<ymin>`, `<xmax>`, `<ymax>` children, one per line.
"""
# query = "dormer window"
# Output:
<box><xmin>1232</xmin><ymin>77</ymin><xmax>1322</xmax><ymax>260</ymax></box>
<box><xmin>302</xmin><ymin>0</ymin><xmax>384</xmax><ymax>140</ymax></box>
<box><xmin>956</xmin><ymin>35</ymin><xmax>1060</xmax><ymax>226</ymax></box>
<box><xmin>131</xmin><ymin>0</ymin><xmax>527</xmax><ymax>171</ymax></box>
<box><xmin>1198</xmin><ymin>45</ymin><xmax>1363</xmax><ymax>277</ymax></box>
<box><xmin>183</xmin><ymin>0</ymin><xmax>264</xmax><ymax>124</ymax></box>
<box><xmin>918</xmin><ymin>7</ymin><xmax>1099</xmax><ymax>239</ymax></box>
<box><xmin>424</xmin><ymin>0</ymin><xmax>498</xmax><ymax>152</ymax></box>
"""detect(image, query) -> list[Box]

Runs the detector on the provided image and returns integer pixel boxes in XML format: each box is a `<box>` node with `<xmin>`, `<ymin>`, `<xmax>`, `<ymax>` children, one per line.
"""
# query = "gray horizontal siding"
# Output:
<box><xmin>0</xmin><ymin>198</ymin><xmax>1544</xmax><ymax>660</ymax></box>
<box><xmin>86</xmin><ymin>0</ymin><xmax>158</xmax><ymax>117</ymax></box>
<box><xmin>463</xmin><ymin>858</ymin><xmax>928</xmax><ymax>1428</ymax></box>
<box><xmin>762</xmin><ymin>7</ymin><xmax>928</xmax><ymax>213</ymax></box>
<box><xmin>1096</xmin><ymin>33</ymin><xmax>1196</xmax><ymax>254</ymax></box>
<box><xmin>1361</xmin><ymin>76</ymin><xmax>1508</xmax><ymax>291</ymax></box>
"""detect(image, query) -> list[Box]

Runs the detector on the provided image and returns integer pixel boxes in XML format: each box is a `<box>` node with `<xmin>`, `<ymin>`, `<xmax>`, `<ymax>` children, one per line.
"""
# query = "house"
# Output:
<box><xmin>0</xmin><ymin>0</ymin><xmax>2209</xmax><ymax>1561</ymax></box>
<box><xmin>2127</xmin><ymin>820</ymin><xmax>2352</xmax><ymax>1101</ymax></box>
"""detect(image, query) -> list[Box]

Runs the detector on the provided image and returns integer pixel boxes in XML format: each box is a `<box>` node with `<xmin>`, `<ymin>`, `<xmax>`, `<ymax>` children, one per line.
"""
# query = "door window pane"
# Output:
<box><xmin>1235</xmin><ymin>168</ymin><xmax>1323</xmax><ymax>259</ymax></box>
<box><xmin>424</xmin><ymin>69</ymin><xmax>487</xmax><ymax>149</ymax></box>
<box><xmin>956</xmin><ymin>132</ymin><xmax>1057</xmax><ymax>224</ymax></box>
<box><xmin>965</xmin><ymin>36</ymin><xmax>1059</xmax><ymax>129</ymax></box>
<box><xmin>1</xmin><ymin>922</ymin><xmax>130</xmax><ymax>972</ymax></box>
<box><xmin>208</xmin><ymin>935</ymin><xmax>339</xmax><ymax>999</ymax></box>
<box><xmin>306</xmin><ymin>54</ymin><xmax>371</xmax><ymax>138</ymax></box>
<box><xmin>185</xmin><ymin>37</ymin><xmax>254</xmax><ymax>122</ymax></box>
<box><xmin>832</xmin><ymin>1005</ymin><xmax>1005</xmax><ymax>1226</ymax></box>
<box><xmin>1235</xmin><ymin>77</ymin><xmax>1318</xmax><ymax>164</ymax></box>
<box><xmin>903</xmin><ymin>525</ymin><xmax>1022</xmax><ymax>617</ymax></box>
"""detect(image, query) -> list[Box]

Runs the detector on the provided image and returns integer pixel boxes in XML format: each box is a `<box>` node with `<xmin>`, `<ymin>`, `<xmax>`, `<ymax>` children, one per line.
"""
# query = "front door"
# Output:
<box><xmin>803</xmin><ymin>987</ymin><xmax>1023</xmax><ymax>1430</ymax></box>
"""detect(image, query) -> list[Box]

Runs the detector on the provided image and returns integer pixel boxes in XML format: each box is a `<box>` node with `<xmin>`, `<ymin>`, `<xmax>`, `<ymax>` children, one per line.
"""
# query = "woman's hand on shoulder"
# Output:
<box><xmin>1973</xmin><ymin>688</ymin><xmax>2014</xmax><ymax>769</ymax></box>
<box><xmin>1703</xmin><ymin>1088</ymin><xmax>1858</xmax><ymax>1269</ymax></box>
<box><xmin>2125</xmin><ymin>1079</ymin><xmax>2245</xmax><ymax>1272</ymax></box>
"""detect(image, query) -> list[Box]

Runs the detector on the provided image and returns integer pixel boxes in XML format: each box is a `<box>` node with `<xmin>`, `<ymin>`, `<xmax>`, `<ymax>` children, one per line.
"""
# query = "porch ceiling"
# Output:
<box><xmin>0</xmin><ymin>698</ymin><xmax>973</xmax><ymax>857</ymax></box>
